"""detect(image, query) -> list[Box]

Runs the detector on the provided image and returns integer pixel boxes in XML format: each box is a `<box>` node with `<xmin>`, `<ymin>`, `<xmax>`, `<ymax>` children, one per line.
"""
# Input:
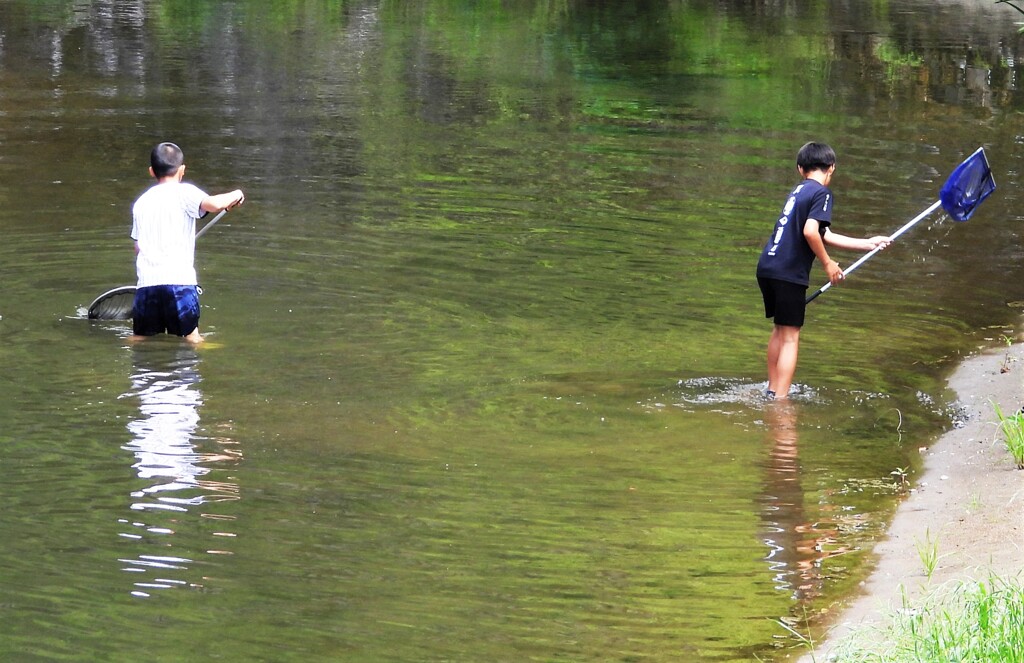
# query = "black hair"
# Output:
<box><xmin>151</xmin><ymin>142</ymin><xmax>184</xmax><ymax>178</ymax></box>
<box><xmin>796</xmin><ymin>142</ymin><xmax>836</xmax><ymax>173</ymax></box>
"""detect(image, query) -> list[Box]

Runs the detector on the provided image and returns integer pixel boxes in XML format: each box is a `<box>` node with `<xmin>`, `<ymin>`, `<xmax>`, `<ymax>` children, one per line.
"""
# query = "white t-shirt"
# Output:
<box><xmin>131</xmin><ymin>181</ymin><xmax>207</xmax><ymax>287</ymax></box>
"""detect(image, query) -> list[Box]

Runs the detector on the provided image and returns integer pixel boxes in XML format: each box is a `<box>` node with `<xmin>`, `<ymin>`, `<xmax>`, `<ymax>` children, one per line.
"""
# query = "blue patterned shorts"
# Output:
<box><xmin>132</xmin><ymin>285</ymin><xmax>200</xmax><ymax>336</ymax></box>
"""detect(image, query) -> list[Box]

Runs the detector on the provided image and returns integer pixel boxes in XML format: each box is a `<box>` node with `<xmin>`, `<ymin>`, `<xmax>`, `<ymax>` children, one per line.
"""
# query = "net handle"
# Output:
<box><xmin>806</xmin><ymin>200</ymin><xmax>942</xmax><ymax>303</ymax></box>
<box><xmin>195</xmin><ymin>209</ymin><xmax>228</xmax><ymax>239</ymax></box>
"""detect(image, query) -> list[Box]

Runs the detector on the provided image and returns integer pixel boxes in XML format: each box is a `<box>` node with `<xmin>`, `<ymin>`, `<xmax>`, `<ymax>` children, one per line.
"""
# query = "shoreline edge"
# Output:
<box><xmin>802</xmin><ymin>343</ymin><xmax>1024</xmax><ymax>660</ymax></box>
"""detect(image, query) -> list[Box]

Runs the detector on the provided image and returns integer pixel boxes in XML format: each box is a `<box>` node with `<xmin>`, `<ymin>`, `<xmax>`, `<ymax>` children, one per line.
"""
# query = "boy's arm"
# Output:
<box><xmin>822</xmin><ymin>228</ymin><xmax>891</xmax><ymax>252</ymax></box>
<box><xmin>201</xmin><ymin>189</ymin><xmax>245</xmax><ymax>214</ymax></box>
<box><xmin>804</xmin><ymin>218</ymin><xmax>844</xmax><ymax>285</ymax></box>
<box><xmin>815</xmin><ymin>227</ymin><xmax>893</xmax><ymax>286</ymax></box>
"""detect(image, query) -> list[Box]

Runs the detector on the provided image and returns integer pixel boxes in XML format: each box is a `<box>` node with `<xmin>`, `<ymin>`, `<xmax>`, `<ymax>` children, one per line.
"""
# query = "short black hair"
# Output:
<box><xmin>151</xmin><ymin>142</ymin><xmax>184</xmax><ymax>178</ymax></box>
<box><xmin>796</xmin><ymin>142</ymin><xmax>836</xmax><ymax>173</ymax></box>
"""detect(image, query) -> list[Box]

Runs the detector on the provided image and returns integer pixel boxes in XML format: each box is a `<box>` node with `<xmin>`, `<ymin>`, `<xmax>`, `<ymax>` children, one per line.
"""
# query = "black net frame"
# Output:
<box><xmin>88</xmin><ymin>286</ymin><xmax>136</xmax><ymax>320</ymax></box>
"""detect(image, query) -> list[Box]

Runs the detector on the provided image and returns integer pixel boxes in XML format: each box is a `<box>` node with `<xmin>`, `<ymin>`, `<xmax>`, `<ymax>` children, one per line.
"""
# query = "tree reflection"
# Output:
<box><xmin>117</xmin><ymin>343</ymin><xmax>241</xmax><ymax>598</ymax></box>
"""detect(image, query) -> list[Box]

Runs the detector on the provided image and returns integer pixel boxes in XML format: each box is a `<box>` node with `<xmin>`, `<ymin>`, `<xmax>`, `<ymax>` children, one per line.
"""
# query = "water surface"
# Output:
<box><xmin>1</xmin><ymin>1</ymin><xmax>1023</xmax><ymax>660</ymax></box>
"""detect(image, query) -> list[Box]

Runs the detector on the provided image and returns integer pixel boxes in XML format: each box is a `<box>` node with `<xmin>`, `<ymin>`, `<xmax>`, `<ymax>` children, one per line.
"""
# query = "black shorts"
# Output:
<box><xmin>758</xmin><ymin>277</ymin><xmax>807</xmax><ymax>328</ymax></box>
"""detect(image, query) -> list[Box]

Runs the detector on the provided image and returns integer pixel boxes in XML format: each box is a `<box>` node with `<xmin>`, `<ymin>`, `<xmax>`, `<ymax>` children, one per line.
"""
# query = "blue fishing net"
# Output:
<box><xmin>940</xmin><ymin>147</ymin><xmax>996</xmax><ymax>222</ymax></box>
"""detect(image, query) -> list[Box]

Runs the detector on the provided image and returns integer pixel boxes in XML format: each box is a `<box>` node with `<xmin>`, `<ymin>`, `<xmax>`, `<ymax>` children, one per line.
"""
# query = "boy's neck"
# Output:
<box><xmin>800</xmin><ymin>166</ymin><xmax>833</xmax><ymax>187</ymax></box>
<box><xmin>149</xmin><ymin>164</ymin><xmax>185</xmax><ymax>184</ymax></box>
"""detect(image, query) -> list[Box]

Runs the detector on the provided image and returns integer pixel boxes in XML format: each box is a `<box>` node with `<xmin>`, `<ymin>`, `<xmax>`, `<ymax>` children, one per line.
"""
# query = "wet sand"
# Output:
<box><xmin>803</xmin><ymin>344</ymin><xmax>1024</xmax><ymax>661</ymax></box>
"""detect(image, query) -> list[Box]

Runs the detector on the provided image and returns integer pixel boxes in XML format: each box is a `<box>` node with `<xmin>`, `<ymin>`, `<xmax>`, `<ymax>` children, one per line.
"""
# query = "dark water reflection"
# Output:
<box><xmin>1</xmin><ymin>1</ymin><xmax>1023</xmax><ymax>660</ymax></box>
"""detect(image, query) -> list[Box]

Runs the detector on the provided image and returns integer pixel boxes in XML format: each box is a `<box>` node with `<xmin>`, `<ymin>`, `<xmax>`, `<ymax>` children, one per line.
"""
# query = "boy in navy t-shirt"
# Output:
<box><xmin>756</xmin><ymin>142</ymin><xmax>891</xmax><ymax>400</ymax></box>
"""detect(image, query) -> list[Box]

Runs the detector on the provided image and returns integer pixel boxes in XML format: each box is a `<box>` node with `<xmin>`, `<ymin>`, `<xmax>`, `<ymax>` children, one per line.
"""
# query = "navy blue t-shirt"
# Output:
<box><xmin>756</xmin><ymin>179</ymin><xmax>833</xmax><ymax>286</ymax></box>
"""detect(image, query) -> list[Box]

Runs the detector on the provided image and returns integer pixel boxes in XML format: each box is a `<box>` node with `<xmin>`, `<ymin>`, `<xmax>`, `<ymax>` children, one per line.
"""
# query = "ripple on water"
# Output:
<box><xmin>667</xmin><ymin>376</ymin><xmax>821</xmax><ymax>409</ymax></box>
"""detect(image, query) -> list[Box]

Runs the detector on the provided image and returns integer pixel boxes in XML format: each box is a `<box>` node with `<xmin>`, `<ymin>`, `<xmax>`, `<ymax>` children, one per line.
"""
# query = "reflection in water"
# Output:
<box><xmin>118</xmin><ymin>344</ymin><xmax>241</xmax><ymax>598</ymax></box>
<box><xmin>760</xmin><ymin>402</ymin><xmax>850</xmax><ymax>602</ymax></box>
<box><xmin>1</xmin><ymin>1</ymin><xmax>1023</xmax><ymax>659</ymax></box>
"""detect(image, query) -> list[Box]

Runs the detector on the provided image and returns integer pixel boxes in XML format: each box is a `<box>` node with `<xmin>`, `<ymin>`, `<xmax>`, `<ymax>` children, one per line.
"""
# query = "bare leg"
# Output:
<box><xmin>767</xmin><ymin>324</ymin><xmax>800</xmax><ymax>399</ymax></box>
<box><xmin>183</xmin><ymin>326</ymin><xmax>203</xmax><ymax>344</ymax></box>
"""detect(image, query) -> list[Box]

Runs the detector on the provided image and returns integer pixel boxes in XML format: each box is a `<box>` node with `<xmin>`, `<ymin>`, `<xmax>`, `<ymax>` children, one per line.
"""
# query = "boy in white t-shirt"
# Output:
<box><xmin>131</xmin><ymin>142</ymin><xmax>244</xmax><ymax>343</ymax></box>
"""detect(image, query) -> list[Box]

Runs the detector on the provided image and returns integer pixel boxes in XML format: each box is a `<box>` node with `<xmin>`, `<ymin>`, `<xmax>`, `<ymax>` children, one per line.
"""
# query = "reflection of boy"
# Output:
<box><xmin>756</xmin><ymin>142</ymin><xmax>890</xmax><ymax>400</ymax></box>
<box><xmin>131</xmin><ymin>142</ymin><xmax>244</xmax><ymax>343</ymax></box>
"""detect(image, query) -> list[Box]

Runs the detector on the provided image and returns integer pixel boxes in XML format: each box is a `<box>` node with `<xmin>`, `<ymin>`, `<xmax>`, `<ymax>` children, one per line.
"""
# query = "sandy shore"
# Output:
<box><xmin>803</xmin><ymin>343</ymin><xmax>1024</xmax><ymax>661</ymax></box>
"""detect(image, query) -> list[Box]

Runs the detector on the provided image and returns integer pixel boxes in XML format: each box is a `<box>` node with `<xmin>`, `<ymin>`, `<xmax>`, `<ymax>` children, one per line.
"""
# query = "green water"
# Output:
<box><xmin>2</xmin><ymin>1</ymin><xmax>1024</xmax><ymax>660</ymax></box>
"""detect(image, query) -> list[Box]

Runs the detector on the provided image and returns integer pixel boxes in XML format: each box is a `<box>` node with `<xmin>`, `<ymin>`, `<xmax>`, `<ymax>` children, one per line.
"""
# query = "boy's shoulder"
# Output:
<box><xmin>133</xmin><ymin>180</ymin><xmax>206</xmax><ymax>216</ymax></box>
<box><xmin>136</xmin><ymin>180</ymin><xmax>203</xmax><ymax>200</ymax></box>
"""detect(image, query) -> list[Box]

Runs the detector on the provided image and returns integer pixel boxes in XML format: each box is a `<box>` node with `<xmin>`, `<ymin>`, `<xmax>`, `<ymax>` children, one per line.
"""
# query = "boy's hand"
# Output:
<box><xmin>826</xmin><ymin>259</ymin><xmax>844</xmax><ymax>285</ymax></box>
<box><xmin>867</xmin><ymin>235</ymin><xmax>892</xmax><ymax>250</ymax></box>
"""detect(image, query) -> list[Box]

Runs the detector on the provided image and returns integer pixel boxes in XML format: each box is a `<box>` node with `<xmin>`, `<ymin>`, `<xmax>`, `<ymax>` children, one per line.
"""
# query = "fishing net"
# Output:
<box><xmin>88</xmin><ymin>286</ymin><xmax>135</xmax><ymax>320</ymax></box>
<box><xmin>940</xmin><ymin>147</ymin><xmax>996</xmax><ymax>222</ymax></box>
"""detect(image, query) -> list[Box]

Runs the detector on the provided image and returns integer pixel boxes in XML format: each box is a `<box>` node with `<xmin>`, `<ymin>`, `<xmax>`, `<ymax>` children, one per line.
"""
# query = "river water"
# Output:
<box><xmin>1</xmin><ymin>1</ymin><xmax>1023</xmax><ymax>661</ymax></box>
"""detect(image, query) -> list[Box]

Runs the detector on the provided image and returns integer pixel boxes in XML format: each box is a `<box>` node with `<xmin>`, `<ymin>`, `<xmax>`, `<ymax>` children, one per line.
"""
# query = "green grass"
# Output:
<box><xmin>914</xmin><ymin>528</ymin><xmax>948</xmax><ymax>582</ymax></box>
<box><xmin>993</xmin><ymin>402</ymin><xmax>1024</xmax><ymax>469</ymax></box>
<box><xmin>826</xmin><ymin>575</ymin><xmax>1024</xmax><ymax>661</ymax></box>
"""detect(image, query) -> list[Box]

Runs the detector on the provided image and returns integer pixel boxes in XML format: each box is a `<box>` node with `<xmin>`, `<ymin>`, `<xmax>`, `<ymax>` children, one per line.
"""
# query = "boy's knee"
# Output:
<box><xmin>774</xmin><ymin>324</ymin><xmax>801</xmax><ymax>340</ymax></box>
